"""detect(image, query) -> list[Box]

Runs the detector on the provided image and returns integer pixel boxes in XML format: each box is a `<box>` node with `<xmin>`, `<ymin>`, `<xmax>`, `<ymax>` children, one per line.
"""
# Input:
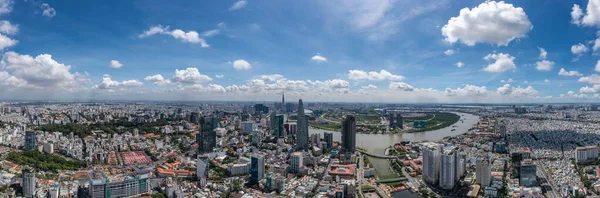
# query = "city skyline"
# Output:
<box><xmin>2</xmin><ymin>0</ymin><xmax>600</xmax><ymax>103</ymax></box>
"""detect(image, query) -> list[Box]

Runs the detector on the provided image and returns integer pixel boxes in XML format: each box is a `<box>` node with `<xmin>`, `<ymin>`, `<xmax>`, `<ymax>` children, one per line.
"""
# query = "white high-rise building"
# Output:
<box><xmin>22</xmin><ymin>171</ymin><xmax>36</xmax><ymax>198</ymax></box>
<box><xmin>476</xmin><ymin>157</ymin><xmax>492</xmax><ymax>187</ymax></box>
<box><xmin>423</xmin><ymin>144</ymin><xmax>441</xmax><ymax>184</ymax></box>
<box><xmin>576</xmin><ymin>146</ymin><xmax>599</xmax><ymax>163</ymax></box>
<box><xmin>242</xmin><ymin>121</ymin><xmax>256</xmax><ymax>135</ymax></box>
<box><xmin>456</xmin><ymin>152</ymin><xmax>466</xmax><ymax>180</ymax></box>
<box><xmin>291</xmin><ymin>152</ymin><xmax>303</xmax><ymax>173</ymax></box>
<box><xmin>439</xmin><ymin>147</ymin><xmax>457</xmax><ymax>190</ymax></box>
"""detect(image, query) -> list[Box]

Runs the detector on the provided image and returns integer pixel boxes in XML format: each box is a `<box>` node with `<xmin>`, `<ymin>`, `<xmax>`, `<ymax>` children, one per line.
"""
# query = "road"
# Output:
<box><xmin>536</xmin><ymin>160</ymin><xmax>561</xmax><ymax>198</ymax></box>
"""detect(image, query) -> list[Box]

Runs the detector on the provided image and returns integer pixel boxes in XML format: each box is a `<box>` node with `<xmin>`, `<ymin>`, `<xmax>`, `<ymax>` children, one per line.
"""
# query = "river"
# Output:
<box><xmin>309</xmin><ymin>112</ymin><xmax>480</xmax><ymax>176</ymax></box>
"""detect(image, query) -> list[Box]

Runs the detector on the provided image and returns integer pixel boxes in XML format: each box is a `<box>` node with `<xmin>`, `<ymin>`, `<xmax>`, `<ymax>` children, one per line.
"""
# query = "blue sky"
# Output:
<box><xmin>2</xmin><ymin>0</ymin><xmax>600</xmax><ymax>102</ymax></box>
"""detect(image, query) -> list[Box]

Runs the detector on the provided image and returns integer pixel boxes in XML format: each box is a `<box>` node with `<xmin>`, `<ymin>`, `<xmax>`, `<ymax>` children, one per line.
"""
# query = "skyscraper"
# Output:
<box><xmin>197</xmin><ymin>116</ymin><xmax>218</xmax><ymax>153</ymax></box>
<box><xmin>290</xmin><ymin>152</ymin><xmax>303</xmax><ymax>173</ymax></box>
<box><xmin>197</xmin><ymin>156</ymin><xmax>207</xmax><ymax>178</ymax></box>
<box><xmin>22</xmin><ymin>170</ymin><xmax>36</xmax><ymax>198</ymax></box>
<box><xmin>439</xmin><ymin>147</ymin><xmax>457</xmax><ymax>190</ymax></box>
<box><xmin>520</xmin><ymin>159</ymin><xmax>537</xmax><ymax>187</ymax></box>
<box><xmin>281</xmin><ymin>92</ymin><xmax>285</xmax><ymax>111</ymax></box>
<box><xmin>476</xmin><ymin>156</ymin><xmax>492</xmax><ymax>187</ymax></box>
<box><xmin>324</xmin><ymin>132</ymin><xmax>333</xmax><ymax>149</ymax></box>
<box><xmin>190</xmin><ymin>112</ymin><xmax>199</xmax><ymax>123</ymax></box>
<box><xmin>270</xmin><ymin>114</ymin><xmax>284</xmax><ymax>138</ymax></box>
<box><xmin>24</xmin><ymin>131</ymin><xmax>36</xmax><ymax>151</ymax></box>
<box><xmin>396</xmin><ymin>114</ymin><xmax>403</xmax><ymax>129</ymax></box>
<box><xmin>388</xmin><ymin>114</ymin><xmax>395</xmax><ymax>129</ymax></box>
<box><xmin>423</xmin><ymin>144</ymin><xmax>441</xmax><ymax>185</ymax></box>
<box><xmin>341</xmin><ymin>115</ymin><xmax>356</xmax><ymax>153</ymax></box>
<box><xmin>250</xmin><ymin>155</ymin><xmax>265</xmax><ymax>184</ymax></box>
<box><xmin>296</xmin><ymin>99</ymin><xmax>309</xmax><ymax>151</ymax></box>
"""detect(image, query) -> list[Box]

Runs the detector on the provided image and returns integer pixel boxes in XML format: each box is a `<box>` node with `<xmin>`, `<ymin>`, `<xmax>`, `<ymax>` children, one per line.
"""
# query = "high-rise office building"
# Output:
<box><xmin>310</xmin><ymin>134</ymin><xmax>321</xmax><ymax>146</ymax></box>
<box><xmin>242</xmin><ymin>121</ymin><xmax>256</xmax><ymax>135</ymax></box>
<box><xmin>197</xmin><ymin>116</ymin><xmax>219</xmax><ymax>153</ymax></box>
<box><xmin>439</xmin><ymin>147</ymin><xmax>457</xmax><ymax>190</ymax></box>
<box><xmin>281</xmin><ymin>93</ymin><xmax>285</xmax><ymax>111</ymax></box>
<box><xmin>24</xmin><ymin>131</ymin><xmax>36</xmax><ymax>151</ymax></box>
<box><xmin>190</xmin><ymin>112</ymin><xmax>199</xmax><ymax>123</ymax></box>
<box><xmin>295</xmin><ymin>99</ymin><xmax>309</xmax><ymax>151</ymax></box>
<box><xmin>396</xmin><ymin>114</ymin><xmax>403</xmax><ymax>129</ymax></box>
<box><xmin>476</xmin><ymin>156</ymin><xmax>492</xmax><ymax>187</ymax></box>
<box><xmin>22</xmin><ymin>170</ymin><xmax>36</xmax><ymax>198</ymax></box>
<box><xmin>341</xmin><ymin>115</ymin><xmax>356</xmax><ymax>153</ymax></box>
<box><xmin>270</xmin><ymin>114</ymin><xmax>284</xmax><ymax>138</ymax></box>
<box><xmin>197</xmin><ymin>157</ymin><xmax>207</xmax><ymax>178</ymax></box>
<box><xmin>290</xmin><ymin>152</ymin><xmax>303</xmax><ymax>173</ymax></box>
<box><xmin>250</xmin><ymin>155</ymin><xmax>265</xmax><ymax>184</ymax></box>
<box><xmin>520</xmin><ymin>159</ymin><xmax>537</xmax><ymax>187</ymax></box>
<box><xmin>498</xmin><ymin>124</ymin><xmax>506</xmax><ymax>137</ymax></box>
<box><xmin>88</xmin><ymin>171</ymin><xmax>150</xmax><ymax>198</ymax></box>
<box><xmin>324</xmin><ymin>132</ymin><xmax>333</xmax><ymax>149</ymax></box>
<box><xmin>423</xmin><ymin>144</ymin><xmax>441</xmax><ymax>185</ymax></box>
<box><xmin>388</xmin><ymin>114</ymin><xmax>395</xmax><ymax>129</ymax></box>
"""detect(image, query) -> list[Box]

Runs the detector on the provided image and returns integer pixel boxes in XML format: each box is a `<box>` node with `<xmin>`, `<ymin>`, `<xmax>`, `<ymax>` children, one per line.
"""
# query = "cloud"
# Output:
<box><xmin>257</xmin><ymin>74</ymin><xmax>286</xmax><ymax>81</ymax></box>
<box><xmin>144</xmin><ymin>74</ymin><xmax>170</xmax><ymax>86</ymax></box>
<box><xmin>94</xmin><ymin>77</ymin><xmax>143</xmax><ymax>89</ymax></box>
<box><xmin>456</xmin><ymin>62</ymin><xmax>464</xmax><ymax>68</ymax></box>
<box><xmin>348</xmin><ymin>69</ymin><xmax>404</xmax><ymax>81</ymax></box>
<box><xmin>496</xmin><ymin>84</ymin><xmax>538</xmax><ymax>97</ymax></box>
<box><xmin>579</xmin><ymin>74</ymin><xmax>600</xmax><ymax>84</ymax></box>
<box><xmin>444</xmin><ymin>49</ymin><xmax>455</xmax><ymax>56</ymax></box>
<box><xmin>324</xmin><ymin>0</ymin><xmax>445</xmax><ymax>41</ymax></box>
<box><xmin>139</xmin><ymin>25</ymin><xmax>209</xmax><ymax>47</ymax></box>
<box><xmin>0</xmin><ymin>33</ymin><xmax>17</xmax><ymax>50</ymax></box>
<box><xmin>229</xmin><ymin>0</ymin><xmax>247</xmax><ymax>11</ymax></box>
<box><xmin>483</xmin><ymin>53</ymin><xmax>516</xmax><ymax>73</ymax></box>
<box><xmin>360</xmin><ymin>84</ymin><xmax>378</xmax><ymax>89</ymax></box>
<box><xmin>311</xmin><ymin>54</ymin><xmax>327</xmax><ymax>62</ymax></box>
<box><xmin>538</xmin><ymin>47</ymin><xmax>547</xmax><ymax>59</ymax></box>
<box><xmin>215</xmin><ymin>74</ymin><xmax>224</xmax><ymax>78</ymax></box>
<box><xmin>0</xmin><ymin>20</ymin><xmax>17</xmax><ymax>35</ymax></box>
<box><xmin>2</xmin><ymin>52</ymin><xmax>80</xmax><ymax>88</ymax></box>
<box><xmin>500</xmin><ymin>78</ymin><xmax>514</xmax><ymax>83</ymax></box>
<box><xmin>109</xmin><ymin>60</ymin><xmax>123</xmax><ymax>68</ymax></box>
<box><xmin>389</xmin><ymin>82</ymin><xmax>414</xmax><ymax>91</ymax></box>
<box><xmin>580</xmin><ymin>84</ymin><xmax>600</xmax><ymax>93</ymax></box>
<box><xmin>232</xmin><ymin>59</ymin><xmax>252</xmax><ymax>70</ymax></box>
<box><xmin>595</xmin><ymin>60</ymin><xmax>600</xmax><ymax>73</ymax></box>
<box><xmin>202</xmin><ymin>29</ymin><xmax>220</xmax><ymax>37</ymax></box>
<box><xmin>571</xmin><ymin>0</ymin><xmax>600</xmax><ymax>27</ymax></box>
<box><xmin>445</xmin><ymin>85</ymin><xmax>488</xmax><ymax>97</ymax></box>
<box><xmin>544</xmin><ymin>79</ymin><xmax>550</xmax><ymax>83</ymax></box>
<box><xmin>40</xmin><ymin>3</ymin><xmax>56</xmax><ymax>18</ymax></box>
<box><xmin>535</xmin><ymin>60</ymin><xmax>554</xmax><ymax>71</ymax></box>
<box><xmin>441</xmin><ymin>1</ymin><xmax>532</xmax><ymax>46</ymax></box>
<box><xmin>571</xmin><ymin>43</ymin><xmax>589</xmax><ymax>55</ymax></box>
<box><xmin>171</xmin><ymin>68</ymin><xmax>213</xmax><ymax>84</ymax></box>
<box><xmin>558</xmin><ymin>68</ymin><xmax>583</xmax><ymax>76</ymax></box>
<box><xmin>0</xmin><ymin>0</ymin><xmax>12</xmax><ymax>15</ymax></box>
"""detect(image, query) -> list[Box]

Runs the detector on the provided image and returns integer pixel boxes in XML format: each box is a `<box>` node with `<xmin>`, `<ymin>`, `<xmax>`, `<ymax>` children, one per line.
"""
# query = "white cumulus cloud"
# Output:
<box><xmin>483</xmin><ymin>53</ymin><xmax>516</xmax><ymax>73</ymax></box>
<box><xmin>571</xmin><ymin>0</ymin><xmax>600</xmax><ymax>27</ymax></box>
<box><xmin>500</xmin><ymin>78</ymin><xmax>514</xmax><ymax>83</ymax></box>
<box><xmin>348</xmin><ymin>69</ymin><xmax>404</xmax><ymax>81</ymax></box>
<box><xmin>444</xmin><ymin>49</ymin><xmax>455</xmax><ymax>56</ymax></box>
<box><xmin>171</xmin><ymin>68</ymin><xmax>213</xmax><ymax>84</ymax></box>
<box><xmin>94</xmin><ymin>77</ymin><xmax>143</xmax><ymax>89</ymax></box>
<box><xmin>441</xmin><ymin>1</ymin><xmax>532</xmax><ymax>46</ymax></box>
<box><xmin>311</xmin><ymin>54</ymin><xmax>327</xmax><ymax>62</ymax></box>
<box><xmin>109</xmin><ymin>60</ymin><xmax>123</xmax><ymax>68</ymax></box>
<box><xmin>571</xmin><ymin>43</ymin><xmax>589</xmax><ymax>55</ymax></box>
<box><xmin>139</xmin><ymin>25</ymin><xmax>209</xmax><ymax>47</ymax></box>
<box><xmin>538</xmin><ymin>47</ymin><xmax>547</xmax><ymax>59</ymax></box>
<box><xmin>456</xmin><ymin>62</ymin><xmax>464</xmax><ymax>68</ymax></box>
<box><xmin>558</xmin><ymin>68</ymin><xmax>583</xmax><ymax>76</ymax></box>
<box><xmin>232</xmin><ymin>60</ymin><xmax>252</xmax><ymax>70</ymax></box>
<box><xmin>0</xmin><ymin>20</ymin><xmax>17</xmax><ymax>35</ymax></box>
<box><xmin>389</xmin><ymin>82</ymin><xmax>414</xmax><ymax>91</ymax></box>
<box><xmin>0</xmin><ymin>0</ymin><xmax>12</xmax><ymax>15</ymax></box>
<box><xmin>535</xmin><ymin>60</ymin><xmax>554</xmax><ymax>71</ymax></box>
<box><xmin>40</xmin><ymin>3</ymin><xmax>56</xmax><ymax>18</ymax></box>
